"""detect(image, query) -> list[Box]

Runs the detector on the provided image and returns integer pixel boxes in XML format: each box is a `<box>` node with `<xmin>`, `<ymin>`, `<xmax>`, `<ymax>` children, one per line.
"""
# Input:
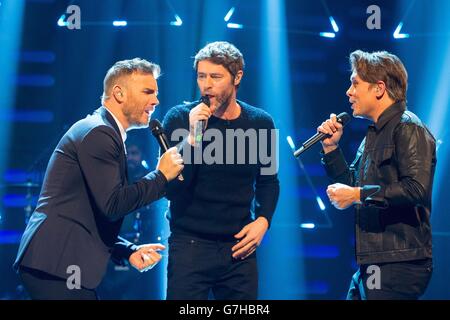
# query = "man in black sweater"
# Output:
<box><xmin>162</xmin><ymin>41</ymin><xmax>280</xmax><ymax>299</ymax></box>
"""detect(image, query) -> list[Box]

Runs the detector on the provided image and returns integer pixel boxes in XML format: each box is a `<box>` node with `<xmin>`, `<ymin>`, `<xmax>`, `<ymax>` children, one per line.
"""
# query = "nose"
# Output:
<box><xmin>346</xmin><ymin>85</ymin><xmax>353</xmax><ymax>98</ymax></box>
<box><xmin>152</xmin><ymin>96</ymin><xmax>159</xmax><ymax>106</ymax></box>
<box><xmin>204</xmin><ymin>76</ymin><xmax>213</xmax><ymax>89</ymax></box>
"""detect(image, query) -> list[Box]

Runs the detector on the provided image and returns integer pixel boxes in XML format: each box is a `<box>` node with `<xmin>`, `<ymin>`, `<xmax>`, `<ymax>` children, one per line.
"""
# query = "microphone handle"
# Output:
<box><xmin>192</xmin><ymin>96</ymin><xmax>210</xmax><ymax>147</ymax></box>
<box><xmin>193</xmin><ymin>120</ymin><xmax>205</xmax><ymax>147</ymax></box>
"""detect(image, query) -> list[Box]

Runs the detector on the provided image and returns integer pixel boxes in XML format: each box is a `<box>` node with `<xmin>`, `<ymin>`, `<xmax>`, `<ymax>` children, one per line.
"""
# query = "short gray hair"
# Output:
<box><xmin>102</xmin><ymin>58</ymin><xmax>161</xmax><ymax>103</ymax></box>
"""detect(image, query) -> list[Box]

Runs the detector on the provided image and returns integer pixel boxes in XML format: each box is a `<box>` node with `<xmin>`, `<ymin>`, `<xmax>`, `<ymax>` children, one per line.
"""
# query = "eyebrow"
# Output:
<box><xmin>143</xmin><ymin>88</ymin><xmax>158</xmax><ymax>94</ymax></box>
<box><xmin>197</xmin><ymin>72</ymin><xmax>223</xmax><ymax>76</ymax></box>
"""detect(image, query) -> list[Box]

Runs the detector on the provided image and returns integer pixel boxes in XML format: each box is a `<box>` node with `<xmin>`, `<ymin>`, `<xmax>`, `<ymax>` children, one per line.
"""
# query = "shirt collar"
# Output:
<box><xmin>373</xmin><ymin>101</ymin><xmax>406</xmax><ymax>132</ymax></box>
<box><xmin>104</xmin><ymin>107</ymin><xmax>127</xmax><ymax>144</ymax></box>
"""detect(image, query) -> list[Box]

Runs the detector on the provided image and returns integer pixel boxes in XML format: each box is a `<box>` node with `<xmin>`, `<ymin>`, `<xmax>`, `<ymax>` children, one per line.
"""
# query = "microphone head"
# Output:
<box><xmin>200</xmin><ymin>95</ymin><xmax>210</xmax><ymax>107</ymax></box>
<box><xmin>336</xmin><ymin>112</ymin><xmax>351</xmax><ymax>126</ymax></box>
<box><xmin>149</xmin><ymin>119</ymin><xmax>163</xmax><ymax>136</ymax></box>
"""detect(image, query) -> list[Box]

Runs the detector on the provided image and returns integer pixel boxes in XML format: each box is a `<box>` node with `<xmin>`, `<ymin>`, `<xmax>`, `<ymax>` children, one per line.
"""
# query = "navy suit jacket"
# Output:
<box><xmin>14</xmin><ymin>107</ymin><xmax>167</xmax><ymax>289</ymax></box>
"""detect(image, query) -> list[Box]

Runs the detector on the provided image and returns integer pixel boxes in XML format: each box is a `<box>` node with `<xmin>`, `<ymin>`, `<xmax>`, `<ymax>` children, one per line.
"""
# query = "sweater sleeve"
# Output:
<box><xmin>254</xmin><ymin>116</ymin><xmax>280</xmax><ymax>227</ymax></box>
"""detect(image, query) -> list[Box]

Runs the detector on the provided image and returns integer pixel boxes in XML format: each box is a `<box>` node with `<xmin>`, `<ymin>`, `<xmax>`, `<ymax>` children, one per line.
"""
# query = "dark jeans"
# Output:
<box><xmin>166</xmin><ymin>233</ymin><xmax>258</xmax><ymax>300</ymax></box>
<box><xmin>347</xmin><ymin>258</ymin><xmax>433</xmax><ymax>300</ymax></box>
<box><xmin>19</xmin><ymin>266</ymin><xmax>98</xmax><ymax>300</ymax></box>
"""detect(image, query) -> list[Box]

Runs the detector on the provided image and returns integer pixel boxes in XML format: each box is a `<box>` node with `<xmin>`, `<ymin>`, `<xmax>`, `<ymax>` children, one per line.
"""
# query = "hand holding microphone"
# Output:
<box><xmin>150</xmin><ymin>119</ymin><xmax>184</xmax><ymax>182</ymax></box>
<box><xmin>293</xmin><ymin>112</ymin><xmax>351</xmax><ymax>157</ymax></box>
<box><xmin>189</xmin><ymin>96</ymin><xmax>211</xmax><ymax>147</ymax></box>
<box><xmin>317</xmin><ymin>113</ymin><xmax>346</xmax><ymax>154</ymax></box>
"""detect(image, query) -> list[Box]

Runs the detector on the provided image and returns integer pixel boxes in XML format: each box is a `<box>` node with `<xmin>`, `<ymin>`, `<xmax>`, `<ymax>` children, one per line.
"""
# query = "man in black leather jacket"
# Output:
<box><xmin>318</xmin><ymin>50</ymin><xmax>436</xmax><ymax>299</ymax></box>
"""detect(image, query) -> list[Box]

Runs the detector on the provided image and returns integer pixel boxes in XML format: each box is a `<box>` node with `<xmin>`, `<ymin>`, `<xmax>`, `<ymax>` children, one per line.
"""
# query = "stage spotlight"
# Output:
<box><xmin>57</xmin><ymin>14</ymin><xmax>67</xmax><ymax>27</ymax></box>
<box><xmin>227</xmin><ymin>23</ymin><xmax>243</xmax><ymax>29</ymax></box>
<box><xmin>300</xmin><ymin>223</ymin><xmax>316</xmax><ymax>229</ymax></box>
<box><xmin>170</xmin><ymin>14</ymin><xmax>182</xmax><ymax>26</ymax></box>
<box><xmin>224</xmin><ymin>7</ymin><xmax>235</xmax><ymax>22</ymax></box>
<box><xmin>316</xmin><ymin>196</ymin><xmax>326</xmax><ymax>211</ymax></box>
<box><xmin>141</xmin><ymin>160</ymin><xmax>149</xmax><ymax>170</ymax></box>
<box><xmin>286</xmin><ymin>135</ymin><xmax>296</xmax><ymax>151</ymax></box>
<box><xmin>329</xmin><ymin>16</ymin><xmax>339</xmax><ymax>32</ymax></box>
<box><xmin>319</xmin><ymin>32</ymin><xmax>335</xmax><ymax>38</ymax></box>
<box><xmin>393</xmin><ymin>22</ymin><xmax>410</xmax><ymax>39</ymax></box>
<box><xmin>112</xmin><ymin>20</ymin><xmax>127</xmax><ymax>27</ymax></box>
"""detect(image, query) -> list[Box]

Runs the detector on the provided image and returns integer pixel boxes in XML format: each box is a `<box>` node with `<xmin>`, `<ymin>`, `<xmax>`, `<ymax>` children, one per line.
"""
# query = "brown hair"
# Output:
<box><xmin>349</xmin><ymin>50</ymin><xmax>408</xmax><ymax>102</ymax></box>
<box><xmin>193</xmin><ymin>41</ymin><xmax>244</xmax><ymax>80</ymax></box>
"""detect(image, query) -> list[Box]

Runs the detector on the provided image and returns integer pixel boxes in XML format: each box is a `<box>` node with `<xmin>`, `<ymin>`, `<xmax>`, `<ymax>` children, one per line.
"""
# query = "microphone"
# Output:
<box><xmin>193</xmin><ymin>95</ymin><xmax>210</xmax><ymax>147</ymax></box>
<box><xmin>149</xmin><ymin>119</ymin><xmax>184</xmax><ymax>181</ymax></box>
<box><xmin>293</xmin><ymin>112</ymin><xmax>351</xmax><ymax>158</ymax></box>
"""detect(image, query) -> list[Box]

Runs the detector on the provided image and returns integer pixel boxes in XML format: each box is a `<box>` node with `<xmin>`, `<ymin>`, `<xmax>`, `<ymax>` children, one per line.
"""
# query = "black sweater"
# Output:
<box><xmin>162</xmin><ymin>100</ymin><xmax>280</xmax><ymax>238</ymax></box>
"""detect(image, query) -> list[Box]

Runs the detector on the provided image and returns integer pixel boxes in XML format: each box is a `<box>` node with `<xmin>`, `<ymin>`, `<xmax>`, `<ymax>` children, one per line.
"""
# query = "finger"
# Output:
<box><xmin>130</xmin><ymin>256</ymin><xmax>143</xmax><ymax>268</ymax></box>
<box><xmin>241</xmin><ymin>247</ymin><xmax>256</xmax><ymax>260</ymax></box>
<box><xmin>196</xmin><ymin>109</ymin><xmax>211</xmax><ymax>117</ymax></box>
<box><xmin>322</xmin><ymin>122</ymin><xmax>335</xmax><ymax>135</ymax></box>
<box><xmin>148</xmin><ymin>251</ymin><xmax>162</xmax><ymax>260</ymax></box>
<box><xmin>317</xmin><ymin>125</ymin><xmax>329</xmax><ymax>135</ymax></box>
<box><xmin>141</xmin><ymin>253</ymin><xmax>151</xmax><ymax>261</ymax></box>
<box><xmin>194</xmin><ymin>115</ymin><xmax>210</xmax><ymax>122</ymax></box>
<box><xmin>231</xmin><ymin>239</ymin><xmax>247</xmax><ymax>252</ymax></box>
<box><xmin>234</xmin><ymin>226</ymin><xmax>248</xmax><ymax>240</ymax></box>
<box><xmin>233</xmin><ymin>241</ymin><xmax>256</xmax><ymax>259</ymax></box>
<box><xmin>333</xmin><ymin>119</ymin><xmax>343</xmax><ymax>129</ymax></box>
<box><xmin>202</xmin><ymin>105</ymin><xmax>212</xmax><ymax>115</ymax></box>
<box><xmin>167</xmin><ymin>147</ymin><xmax>178</xmax><ymax>154</ymax></box>
<box><xmin>197</xmin><ymin>103</ymin><xmax>211</xmax><ymax>112</ymax></box>
<box><xmin>325</xmin><ymin>119</ymin><xmax>338</xmax><ymax>133</ymax></box>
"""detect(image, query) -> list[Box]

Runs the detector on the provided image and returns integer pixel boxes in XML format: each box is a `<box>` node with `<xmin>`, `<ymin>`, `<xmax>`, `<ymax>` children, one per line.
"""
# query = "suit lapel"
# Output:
<box><xmin>98</xmin><ymin>107</ymin><xmax>129</xmax><ymax>185</ymax></box>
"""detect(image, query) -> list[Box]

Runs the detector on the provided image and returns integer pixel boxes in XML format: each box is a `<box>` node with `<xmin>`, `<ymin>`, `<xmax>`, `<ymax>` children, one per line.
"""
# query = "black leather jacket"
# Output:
<box><xmin>322</xmin><ymin>102</ymin><xmax>436</xmax><ymax>265</ymax></box>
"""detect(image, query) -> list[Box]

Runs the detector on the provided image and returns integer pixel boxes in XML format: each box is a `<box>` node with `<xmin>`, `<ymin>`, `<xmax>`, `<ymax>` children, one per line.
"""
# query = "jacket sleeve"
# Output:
<box><xmin>321</xmin><ymin>147</ymin><xmax>354</xmax><ymax>186</ymax></box>
<box><xmin>365</xmin><ymin>123</ymin><xmax>436</xmax><ymax>208</ymax></box>
<box><xmin>77</xmin><ymin>126</ymin><xmax>168</xmax><ymax>222</ymax></box>
<box><xmin>110</xmin><ymin>236</ymin><xmax>138</xmax><ymax>266</ymax></box>
<box><xmin>162</xmin><ymin>106</ymin><xmax>197</xmax><ymax>200</ymax></box>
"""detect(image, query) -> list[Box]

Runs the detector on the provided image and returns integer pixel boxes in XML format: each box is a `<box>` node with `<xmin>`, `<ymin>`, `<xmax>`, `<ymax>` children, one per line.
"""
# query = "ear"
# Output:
<box><xmin>375</xmin><ymin>81</ymin><xmax>386</xmax><ymax>99</ymax></box>
<box><xmin>234</xmin><ymin>70</ymin><xmax>243</xmax><ymax>86</ymax></box>
<box><xmin>112</xmin><ymin>85</ymin><xmax>125</xmax><ymax>102</ymax></box>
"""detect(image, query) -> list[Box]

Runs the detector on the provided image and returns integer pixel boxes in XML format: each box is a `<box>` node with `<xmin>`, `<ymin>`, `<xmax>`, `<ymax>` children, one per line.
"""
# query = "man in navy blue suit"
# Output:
<box><xmin>14</xmin><ymin>58</ymin><xmax>184</xmax><ymax>299</ymax></box>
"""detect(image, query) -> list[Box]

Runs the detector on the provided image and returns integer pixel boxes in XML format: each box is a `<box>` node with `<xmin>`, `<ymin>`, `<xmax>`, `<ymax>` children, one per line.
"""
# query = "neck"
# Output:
<box><xmin>214</xmin><ymin>97</ymin><xmax>241</xmax><ymax>120</ymax></box>
<box><xmin>372</xmin><ymin>98</ymin><xmax>396</xmax><ymax>123</ymax></box>
<box><xmin>104</xmin><ymin>101</ymin><xmax>130</xmax><ymax>130</ymax></box>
